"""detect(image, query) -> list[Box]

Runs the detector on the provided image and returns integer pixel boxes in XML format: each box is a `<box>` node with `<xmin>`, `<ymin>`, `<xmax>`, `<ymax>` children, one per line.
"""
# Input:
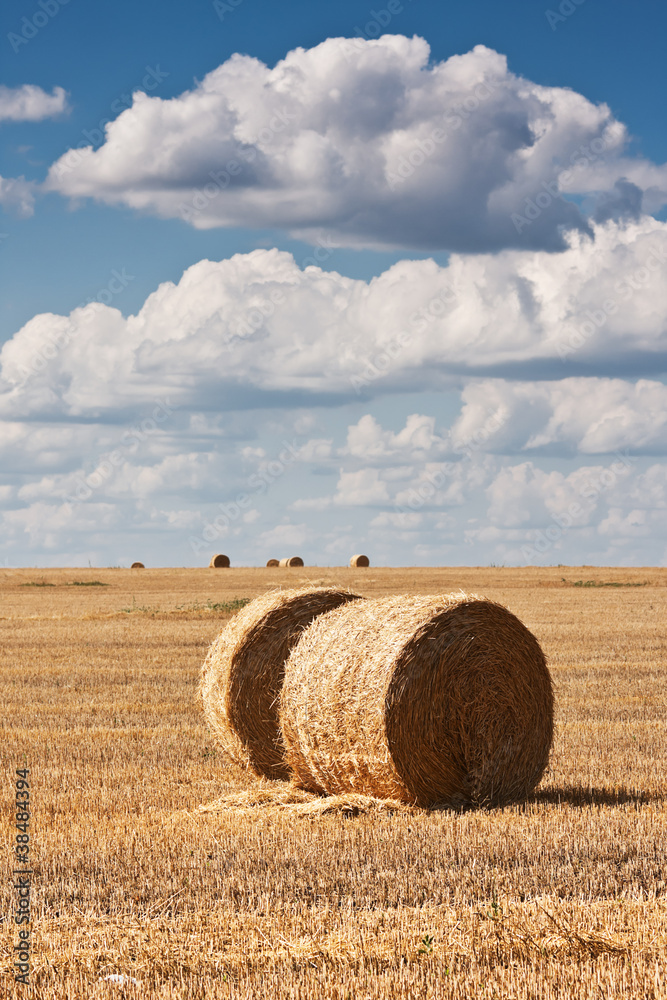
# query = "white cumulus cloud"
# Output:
<box><xmin>451</xmin><ymin>378</ymin><xmax>667</xmax><ymax>456</ymax></box>
<box><xmin>0</xmin><ymin>84</ymin><xmax>68</xmax><ymax>122</ymax></box>
<box><xmin>44</xmin><ymin>36</ymin><xmax>666</xmax><ymax>252</ymax></box>
<box><xmin>2</xmin><ymin>219</ymin><xmax>667</xmax><ymax>424</ymax></box>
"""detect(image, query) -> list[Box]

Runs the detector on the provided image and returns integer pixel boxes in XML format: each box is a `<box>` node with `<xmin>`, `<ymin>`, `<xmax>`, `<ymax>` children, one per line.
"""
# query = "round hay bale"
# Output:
<box><xmin>350</xmin><ymin>554</ymin><xmax>370</xmax><ymax>567</ymax></box>
<box><xmin>130</xmin><ymin>562</ymin><xmax>144</xmax><ymax>569</ymax></box>
<box><xmin>280</xmin><ymin>593</ymin><xmax>553</xmax><ymax>808</ymax></box>
<box><xmin>279</xmin><ymin>556</ymin><xmax>304</xmax><ymax>567</ymax></box>
<box><xmin>266</xmin><ymin>559</ymin><xmax>280</xmax><ymax>567</ymax></box>
<box><xmin>200</xmin><ymin>587</ymin><xmax>362</xmax><ymax>780</ymax></box>
<box><xmin>209</xmin><ymin>554</ymin><xmax>230</xmax><ymax>568</ymax></box>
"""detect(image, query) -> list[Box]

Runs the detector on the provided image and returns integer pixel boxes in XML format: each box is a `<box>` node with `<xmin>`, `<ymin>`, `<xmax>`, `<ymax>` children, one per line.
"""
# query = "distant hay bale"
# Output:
<box><xmin>209</xmin><ymin>554</ymin><xmax>230</xmax><ymax>568</ymax></box>
<box><xmin>200</xmin><ymin>587</ymin><xmax>361</xmax><ymax>780</ymax></box>
<box><xmin>266</xmin><ymin>559</ymin><xmax>279</xmax><ymax>567</ymax></box>
<box><xmin>280</xmin><ymin>593</ymin><xmax>553</xmax><ymax>808</ymax></box>
<box><xmin>350</xmin><ymin>554</ymin><xmax>370</xmax><ymax>567</ymax></box>
<box><xmin>130</xmin><ymin>562</ymin><xmax>144</xmax><ymax>569</ymax></box>
<box><xmin>279</xmin><ymin>556</ymin><xmax>304</xmax><ymax>567</ymax></box>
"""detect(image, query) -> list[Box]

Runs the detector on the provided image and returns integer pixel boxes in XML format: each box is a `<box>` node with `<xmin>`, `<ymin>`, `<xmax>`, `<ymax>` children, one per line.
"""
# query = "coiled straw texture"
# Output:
<box><xmin>200</xmin><ymin>587</ymin><xmax>361</xmax><ymax>780</ymax></box>
<box><xmin>280</xmin><ymin>593</ymin><xmax>553</xmax><ymax>807</ymax></box>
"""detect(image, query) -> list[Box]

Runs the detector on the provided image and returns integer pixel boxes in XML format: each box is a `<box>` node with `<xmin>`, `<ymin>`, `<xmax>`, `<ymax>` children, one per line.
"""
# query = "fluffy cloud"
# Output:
<box><xmin>0</xmin><ymin>175</ymin><xmax>36</xmax><ymax>217</ymax></box>
<box><xmin>325</xmin><ymin>378</ymin><xmax>667</xmax><ymax>467</ymax></box>
<box><xmin>342</xmin><ymin>413</ymin><xmax>449</xmax><ymax>461</ymax></box>
<box><xmin>2</xmin><ymin>219</ymin><xmax>666</xmax><ymax>424</ymax></box>
<box><xmin>0</xmin><ymin>84</ymin><xmax>68</xmax><ymax>122</ymax></box>
<box><xmin>2</xmin><ymin>402</ymin><xmax>667</xmax><ymax>566</ymax></box>
<box><xmin>288</xmin><ymin>430</ymin><xmax>667</xmax><ymax>564</ymax></box>
<box><xmin>45</xmin><ymin>36</ymin><xmax>666</xmax><ymax>252</ymax></box>
<box><xmin>451</xmin><ymin>378</ymin><xmax>667</xmax><ymax>456</ymax></box>
<box><xmin>2</xmin><ymin>211</ymin><xmax>666</xmax><ymax>565</ymax></box>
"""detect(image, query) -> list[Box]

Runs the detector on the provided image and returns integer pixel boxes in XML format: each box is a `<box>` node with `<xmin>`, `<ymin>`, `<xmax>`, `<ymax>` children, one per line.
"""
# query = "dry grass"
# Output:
<box><xmin>280</xmin><ymin>593</ymin><xmax>553</xmax><ymax>807</ymax></box>
<box><xmin>1</xmin><ymin>565</ymin><xmax>666</xmax><ymax>998</ymax></box>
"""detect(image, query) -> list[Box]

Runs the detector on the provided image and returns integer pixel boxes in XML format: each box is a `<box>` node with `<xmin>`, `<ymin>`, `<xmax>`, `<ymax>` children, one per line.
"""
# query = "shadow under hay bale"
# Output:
<box><xmin>279</xmin><ymin>556</ymin><xmax>304</xmax><ymax>567</ymax></box>
<box><xmin>350</xmin><ymin>554</ymin><xmax>370</xmax><ymax>567</ymax></box>
<box><xmin>266</xmin><ymin>559</ymin><xmax>279</xmax><ymax>567</ymax></box>
<box><xmin>280</xmin><ymin>593</ymin><xmax>553</xmax><ymax>808</ymax></box>
<box><xmin>130</xmin><ymin>562</ymin><xmax>144</xmax><ymax>569</ymax></box>
<box><xmin>209</xmin><ymin>554</ymin><xmax>230</xmax><ymax>568</ymax></box>
<box><xmin>200</xmin><ymin>587</ymin><xmax>362</xmax><ymax>781</ymax></box>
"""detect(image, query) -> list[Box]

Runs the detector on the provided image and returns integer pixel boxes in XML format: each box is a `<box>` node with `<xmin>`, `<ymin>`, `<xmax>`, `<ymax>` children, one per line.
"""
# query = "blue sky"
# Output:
<box><xmin>3</xmin><ymin>0</ymin><xmax>667</xmax><ymax>336</ymax></box>
<box><xmin>1</xmin><ymin>0</ymin><xmax>667</xmax><ymax>566</ymax></box>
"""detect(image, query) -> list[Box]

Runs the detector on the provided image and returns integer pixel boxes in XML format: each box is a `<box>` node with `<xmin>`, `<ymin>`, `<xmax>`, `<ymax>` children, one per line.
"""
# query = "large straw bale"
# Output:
<box><xmin>266</xmin><ymin>559</ymin><xmax>279</xmax><ymax>567</ymax></box>
<box><xmin>280</xmin><ymin>593</ymin><xmax>553</xmax><ymax>808</ymax></box>
<box><xmin>209</xmin><ymin>554</ymin><xmax>230</xmax><ymax>568</ymax></box>
<box><xmin>130</xmin><ymin>562</ymin><xmax>144</xmax><ymax>569</ymax></box>
<box><xmin>279</xmin><ymin>556</ymin><xmax>304</xmax><ymax>567</ymax></box>
<box><xmin>349</xmin><ymin>554</ymin><xmax>370</xmax><ymax>567</ymax></box>
<box><xmin>200</xmin><ymin>587</ymin><xmax>361</xmax><ymax>780</ymax></box>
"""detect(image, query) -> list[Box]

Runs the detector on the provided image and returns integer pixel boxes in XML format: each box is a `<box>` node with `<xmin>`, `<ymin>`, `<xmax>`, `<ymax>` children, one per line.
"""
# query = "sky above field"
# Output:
<box><xmin>1</xmin><ymin>0</ymin><xmax>667</xmax><ymax>568</ymax></box>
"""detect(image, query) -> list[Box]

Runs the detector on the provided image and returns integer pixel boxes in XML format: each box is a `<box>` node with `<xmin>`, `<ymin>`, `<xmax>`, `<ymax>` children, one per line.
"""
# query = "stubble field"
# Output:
<box><xmin>1</xmin><ymin>564</ymin><xmax>666</xmax><ymax>998</ymax></box>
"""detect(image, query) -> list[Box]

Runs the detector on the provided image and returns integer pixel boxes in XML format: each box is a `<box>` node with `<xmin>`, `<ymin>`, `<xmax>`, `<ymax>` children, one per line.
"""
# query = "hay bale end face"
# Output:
<box><xmin>279</xmin><ymin>556</ymin><xmax>304</xmax><ymax>567</ymax></box>
<box><xmin>280</xmin><ymin>594</ymin><xmax>553</xmax><ymax>808</ymax></box>
<box><xmin>209</xmin><ymin>554</ymin><xmax>231</xmax><ymax>568</ymax></box>
<box><xmin>350</xmin><ymin>554</ymin><xmax>370</xmax><ymax>567</ymax></box>
<box><xmin>266</xmin><ymin>559</ymin><xmax>280</xmax><ymax>567</ymax></box>
<box><xmin>130</xmin><ymin>562</ymin><xmax>144</xmax><ymax>569</ymax></box>
<box><xmin>200</xmin><ymin>587</ymin><xmax>362</xmax><ymax>780</ymax></box>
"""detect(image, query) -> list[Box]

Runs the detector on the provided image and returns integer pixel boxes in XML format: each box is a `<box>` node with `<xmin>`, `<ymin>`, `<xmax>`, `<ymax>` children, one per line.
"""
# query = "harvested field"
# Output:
<box><xmin>1</xmin><ymin>565</ymin><xmax>666</xmax><ymax>998</ymax></box>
